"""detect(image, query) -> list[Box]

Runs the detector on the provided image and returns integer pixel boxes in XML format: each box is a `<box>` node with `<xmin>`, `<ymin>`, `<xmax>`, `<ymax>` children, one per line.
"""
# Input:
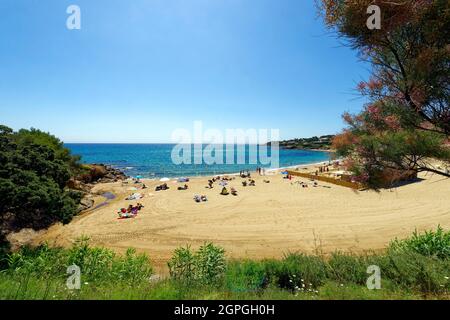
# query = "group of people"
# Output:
<box><xmin>193</xmin><ymin>194</ymin><xmax>208</xmax><ymax>202</ymax></box>
<box><xmin>240</xmin><ymin>170</ymin><xmax>251</xmax><ymax>178</ymax></box>
<box><xmin>242</xmin><ymin>179</ymin><xmax>256</xmax><ymax>187</ymax></box>
<box><xmin>207</xmin><ymin>176</ymin><xmax>235</xmax><ymax>189</ymax></box>
<box><xmin>315</xmin><ymin>165</ymin><xmax>330</xmax><ymax>176</ymax></box>
<box><xmin>256</xmin><ymin>167</ymin><xmax>266</xmax><ymax>175</ymax></box>
<box><xmin>220</xmin><ymin>186</ymin><xmax>238</xmax><ymax>196</ymax></box>
<box><xmin>118</xmin><ymin>203</ymin><xmax>144</xmax><ymax>219</ymax></box>
<box><xmin>155</xmin><ymin>183</ymin><xmax>169</xmax><ymax>191</ymax></box>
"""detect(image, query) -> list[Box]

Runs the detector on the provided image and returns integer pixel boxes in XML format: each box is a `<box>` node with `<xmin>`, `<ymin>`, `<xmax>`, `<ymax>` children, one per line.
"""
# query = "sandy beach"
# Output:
<box><xmin>34</xmin><ymin>163</ymin><xmax>450</xmax><ymax>272</ymax></box>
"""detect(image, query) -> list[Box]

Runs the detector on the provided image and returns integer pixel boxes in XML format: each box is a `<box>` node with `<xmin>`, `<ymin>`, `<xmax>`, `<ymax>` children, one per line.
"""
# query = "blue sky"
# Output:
<box><xmin>0</xmin><ymin>0</ymin><xmax>369</xmax><ymax>143</ymax></box>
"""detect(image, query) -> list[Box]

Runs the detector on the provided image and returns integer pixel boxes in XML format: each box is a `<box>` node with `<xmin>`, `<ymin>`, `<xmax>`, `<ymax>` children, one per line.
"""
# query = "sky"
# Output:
<box><xmin>0</xmin><ymin>0</ymin><xmax>370</xmax><ymax>143</ymax></box>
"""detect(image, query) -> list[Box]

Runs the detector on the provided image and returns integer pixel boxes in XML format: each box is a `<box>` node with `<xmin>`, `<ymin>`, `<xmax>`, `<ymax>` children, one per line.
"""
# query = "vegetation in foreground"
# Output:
<box><xmin>0</xmin><ymin>228</ymin><xmax>449</xmax><ymax>300</ymax></box>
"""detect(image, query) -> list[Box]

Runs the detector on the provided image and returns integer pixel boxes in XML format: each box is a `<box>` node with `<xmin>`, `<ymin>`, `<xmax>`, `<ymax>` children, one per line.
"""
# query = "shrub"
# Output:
<box><xmin>0</xmin><ymin>125</ymin><xmax>82</xmax><ymax>238</ymax></box>
<box><xmin>4</xmin><ymin>238</ymin><xmax>153</xmax><ymax>286</ymax></box>
<box><xmin>326</xmin><ymin>252</ymin><xmax>368</xmax><ymax>285</ymax></box>
<box><xmin>370</xmin><ymin>250</ymin><xmax>449</xmax><ymax>294</ymax></box>
<box><xmin>195</xmin><ymin>243</ymin><xmax>226</xmax><ymax>285</ymax></box>
<box><xmin>276</xmin><ymin>253</ymin><xmax>327</xmax><ymax>291</ymax></box>
<box><xmin>225</xmin><ymin>260</ymin><xmax>268</xmax><ymax>292</ymax></box>
<box><xmin>388</xmin><ymin>226</ymin><xmax>450</xmax><ymax>260</ymax></box>
<box><xmin>168</xmin><ymin>245</ymin><xmax>196</xmax><ymax>283</ymax></box>
<box><xmin>168</xmin><ymin>243</ymin><xmax>226</xmax><ymax>286</ymax></box>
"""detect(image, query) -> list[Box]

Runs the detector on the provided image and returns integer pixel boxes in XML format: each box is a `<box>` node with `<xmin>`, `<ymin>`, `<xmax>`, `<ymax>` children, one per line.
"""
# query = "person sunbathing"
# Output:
<box><xmin>242</xmin><ymin>181</ymin><xmax>247</xmax><ymax>187</ymax></box>
<box><xmin>221</xmin><ymin>187</ymin><xmax>229</xmax><ymax>195</ymax></box>
<box><xmin>178</xmin><ymin>184</ymin><xmax>189</xmax><ymax>190</ymax></box>
<box><xmin>249</xmin><ymin>179</ymin><xmax>256</xmax><ymax>186</ymax></box>
<box><xmin>201</xmin><ymin>195</ymin><xmax>208</xmax><ymax>202</ymax></box>
<box><xmin>231</xmin><ymin>187</ymin><xmax>238</xmax><ymax>196</ymax></box>
<box><xmin>156</xmin><ymin>183</ymin><xmax>170</xmax><ymax>191</ymax></box>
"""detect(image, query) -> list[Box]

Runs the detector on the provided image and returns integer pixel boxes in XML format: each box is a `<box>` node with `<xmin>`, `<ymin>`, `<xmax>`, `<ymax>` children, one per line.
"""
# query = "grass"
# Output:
<box><xmin>0</xmin><ymin>228</ymin><xmax>449</xmax><ymax>300</ymax></box>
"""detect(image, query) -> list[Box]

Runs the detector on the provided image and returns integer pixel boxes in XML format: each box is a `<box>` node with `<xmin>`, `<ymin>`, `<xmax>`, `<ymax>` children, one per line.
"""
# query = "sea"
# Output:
<box><xmin>65</xmin><ymin>144</ymin><xmax>332</xmax><ymax>179</ymax></box>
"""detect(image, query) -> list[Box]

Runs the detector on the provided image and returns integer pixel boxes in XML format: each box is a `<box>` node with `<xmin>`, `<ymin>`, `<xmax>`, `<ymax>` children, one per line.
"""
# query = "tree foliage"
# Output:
<box><xmin>319</xmin><ymin>0</ymin><xmax>450</xmax><ymax>186</ymax></box>
<box><xmin>0</xmin><ymin>125</ymin><xmax>82</xmax><ymax>244</ymax></box>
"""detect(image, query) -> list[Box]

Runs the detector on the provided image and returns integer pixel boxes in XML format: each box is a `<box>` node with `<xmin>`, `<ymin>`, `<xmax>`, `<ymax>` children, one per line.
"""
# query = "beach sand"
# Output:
<box><xmin>35</xmin><ymin>163</ymin><xmax>450</xmax><ymax>273</ymax></box>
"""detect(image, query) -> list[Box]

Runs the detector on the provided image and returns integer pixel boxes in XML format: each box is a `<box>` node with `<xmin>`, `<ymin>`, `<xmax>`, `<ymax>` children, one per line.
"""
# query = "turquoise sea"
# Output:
<box><xmin>65</xmin><ymin>144</ymin><xmax>331</xmax><ymax>178</ymax></box>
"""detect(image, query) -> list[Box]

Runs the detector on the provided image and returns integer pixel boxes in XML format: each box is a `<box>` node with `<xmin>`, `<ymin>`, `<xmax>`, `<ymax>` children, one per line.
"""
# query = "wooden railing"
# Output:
<box><xmin>286</xmin><ymin>170</ymin><xmax>361</xmax><ymax>190</ymax></box>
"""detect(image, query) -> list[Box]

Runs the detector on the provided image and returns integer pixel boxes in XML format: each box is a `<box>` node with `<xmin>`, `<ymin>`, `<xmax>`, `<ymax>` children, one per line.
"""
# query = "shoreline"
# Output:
<box><xmin>121</xmin><ymin>159</ymin><xmax>338</xmax><ymax>181</ymax></box>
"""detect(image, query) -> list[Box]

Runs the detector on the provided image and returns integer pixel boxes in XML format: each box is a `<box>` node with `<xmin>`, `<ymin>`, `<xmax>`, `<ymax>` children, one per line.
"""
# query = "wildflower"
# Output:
<box><xmin>444</xmin><ymin>277</ymin><xmax>449</xmax><ymax>280</ymax></box>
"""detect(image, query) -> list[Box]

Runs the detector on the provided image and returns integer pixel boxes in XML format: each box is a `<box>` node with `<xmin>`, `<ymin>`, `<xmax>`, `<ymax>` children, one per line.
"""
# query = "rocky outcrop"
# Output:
<box><xmin>77</xmin><ymin>164</ymin><xmax>128</xmax><ymax>184</ymax></box>
<box><xmin>67</xmin><ymin>164</ymin><xmax>128</xmax><ymax>213</ymax></box>
<box><xmin>78</xmin><ymin>197</ymin><xmax>95</xmax><ymax>213</ymax></box>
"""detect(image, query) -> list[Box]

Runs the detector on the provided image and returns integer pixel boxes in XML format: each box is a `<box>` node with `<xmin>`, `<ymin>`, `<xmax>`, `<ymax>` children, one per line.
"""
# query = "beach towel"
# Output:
<box><xmin>126</xmin><ymin>193</ymin><xmax>142</xmax><ymax>200</ymax></box>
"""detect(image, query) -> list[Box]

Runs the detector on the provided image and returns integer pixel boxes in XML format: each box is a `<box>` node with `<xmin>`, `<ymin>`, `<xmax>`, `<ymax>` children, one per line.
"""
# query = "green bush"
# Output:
<box><xmin>326</xmin><ymin>252</ymin><xmax>368</xmax><ymax>285</ymax></box>
<box><xmin>225</xmin><ymin>260</ymin><xmax>268</xmax><ymax>292</ymax></box>
<box><xmin>369</xmin><ymin>251</ymin><xmax>450</xmax><ymax>294</ymax></box>
<box><xmin>168</xmin><ymin>245</ymin><xmax>196</xmax><ymax>283</ymax></box>
<box><xmin>0</xmin><ymin>125</ymin><xmax>82</xmax><ymax>237</ymax></box>
<box><xmin>276</xmin><ymin>253</ymin><xmax>327</xmax><ymax>291</ymax></box>
<box><xmin>168</xmin><ymin>243</ymin><xmax>226</xmax><ymax>286</ymax></box>
<box><xmin>389</xmin><ymin>226</ymin><xmax>450</xmax><ymax>260</ymax></box>
<box><xmin>4</xmin><ymin>238</ymin><xmax>153</xmax><ymax>286</ymax></box>
<box><xmin>2</xmin><ymin>231</ymin><xmax>450</xmax><ymax>299</ymax></box>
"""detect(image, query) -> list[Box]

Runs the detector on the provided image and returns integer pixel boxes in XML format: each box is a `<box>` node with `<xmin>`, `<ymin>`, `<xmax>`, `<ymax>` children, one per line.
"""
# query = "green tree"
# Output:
<box><xmin>319</xmin><ymin>0</ymin><xmax>450</xmax><ymax>186</ymax></box>
<box><xmin>0</xmin><ymin>125</ymin><xmax>82</xmax><ymax>252</ymax></box>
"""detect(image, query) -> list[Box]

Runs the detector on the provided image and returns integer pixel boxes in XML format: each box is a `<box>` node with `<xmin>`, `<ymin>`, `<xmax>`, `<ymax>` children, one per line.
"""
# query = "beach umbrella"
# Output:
<box><xmin>135</xmin><ymin>175</ymin><xmax>142</xmax><ymax>179</ymax></box>
<box><xmin>160</xmin><ymin>177</ymin><xmax>170</xmax><ymax>182</ymax></box>
<box><xmin>281</xmin><ymin>171</ymin><xmax>288</xmax><ymax>175</ymax></box>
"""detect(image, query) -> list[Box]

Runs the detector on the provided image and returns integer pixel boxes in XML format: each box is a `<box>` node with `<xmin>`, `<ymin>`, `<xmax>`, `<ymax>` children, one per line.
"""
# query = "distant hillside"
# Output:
<box><xmin>268</xmin><ymin>135</ymin><xmax>335</xmax><ymax>151</ymax></box>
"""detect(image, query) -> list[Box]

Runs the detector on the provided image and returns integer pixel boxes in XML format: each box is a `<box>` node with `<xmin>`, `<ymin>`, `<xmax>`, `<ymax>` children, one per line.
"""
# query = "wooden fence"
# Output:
<box><xmin>286</xmin><ymin>170</ymin><xmax>362</xmax><ymax>190</ymax></box>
